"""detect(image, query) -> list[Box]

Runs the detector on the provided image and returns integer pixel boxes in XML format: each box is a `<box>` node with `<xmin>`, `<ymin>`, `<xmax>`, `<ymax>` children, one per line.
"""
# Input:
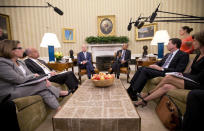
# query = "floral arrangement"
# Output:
<box><xmin>54</xmin><ymin>51</ymin><xmax>63</xmax><ymax>61</ymax></box>
<box><xmin>85</xmin><ymin>36</ymin><xmax>129</xmax><ymax>44</ymax></box>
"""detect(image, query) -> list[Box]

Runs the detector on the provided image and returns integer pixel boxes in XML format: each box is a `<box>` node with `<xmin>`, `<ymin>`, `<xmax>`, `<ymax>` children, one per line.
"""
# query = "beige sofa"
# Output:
<box><xmin>13</xmin><ymin>83</ymin><xmax>70</xmax><ymax>131</ymax></box>
<box><xmin>142</xmin><ymin>54</ymin><xmax>196</xmax><ymax>115</ymax></box>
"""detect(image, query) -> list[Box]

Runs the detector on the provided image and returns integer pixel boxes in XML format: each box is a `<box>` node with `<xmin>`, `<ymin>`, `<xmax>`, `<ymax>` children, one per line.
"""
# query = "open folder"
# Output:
<box><xmin>165</xmin><ymin>72</ymin><xmax>198</xmax><ymax>84</ymax></box>
<box><xmin>17</xmin><ymin>74</ymin><xmax>48</xmax><ymax>87</ymax></box>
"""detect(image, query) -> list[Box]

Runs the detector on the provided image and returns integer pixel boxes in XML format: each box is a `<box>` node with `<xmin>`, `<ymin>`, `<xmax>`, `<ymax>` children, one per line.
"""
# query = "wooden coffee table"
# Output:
<box><xmin>53</xmin><ymin>79</ymin><xmax>141</xmax><ymax>131</ymax></box>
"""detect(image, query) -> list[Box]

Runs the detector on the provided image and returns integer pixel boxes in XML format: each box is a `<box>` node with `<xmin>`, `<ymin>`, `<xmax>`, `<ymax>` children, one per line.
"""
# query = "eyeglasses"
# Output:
<box><xmin>13</xmin><ymin>47</ymin><xmax>23</xmax><ymax>50</ymax></box>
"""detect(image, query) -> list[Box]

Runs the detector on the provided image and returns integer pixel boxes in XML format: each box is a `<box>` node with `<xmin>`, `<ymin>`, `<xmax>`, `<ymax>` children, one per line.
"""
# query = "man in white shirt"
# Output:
<box><xmin>127</xmin><ymin>38</ymin><xmax>189</xmax><ymax>101</ymax></box>
<box><xmin>110</xmin><ymin>43</ymin><xmax>131</xmax><ymax>79</ymax></box>
<box><xmin>24</xmin><ymin>48</ymin><xmax>79</xmax><ymax>94</ymax></box>
<box><xmin>77</xmin><ymin>44</ymin><xmax>95</xmax><ymax>79</ymax></box>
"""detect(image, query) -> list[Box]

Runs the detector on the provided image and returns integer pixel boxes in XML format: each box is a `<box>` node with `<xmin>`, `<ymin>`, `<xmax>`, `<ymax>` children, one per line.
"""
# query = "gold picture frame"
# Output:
<box><xmin>97</xmin><ymin>15</ymin><xmax>116</xmax><ymax>36</ymax></box>
<box><xmin>0</xmin><ymin>13</ymin><xmax>12</xmax><ymax>40</ymax></box>
<box><xmin>62</xmin><ymin>28</ymin><xmax>76</xmax><ymax>43</ymax></box>
<box><xmin>135</xmin><ymin>23</ymin><xmax>157</xmax><ymax>41</ymax></box>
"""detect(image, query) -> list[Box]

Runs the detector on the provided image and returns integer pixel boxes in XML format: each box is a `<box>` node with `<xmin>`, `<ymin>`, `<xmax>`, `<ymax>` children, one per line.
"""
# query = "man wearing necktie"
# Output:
<box><xmin>24</xmin><ymin>48</ymin><xmax>79</xmax><ymax>94</ymax></box>
<box><xmin>110</xmin><ymin>44</ymin><xmax>131</xmax><ymax>79</ymax></box>
<box><xmin>127</xmin><ymin>38</ymin><xmax>189</xmax><ymax>101</ymax></box>
<box><xmin>77</xmin><ymin>44</ymin><xmax>95</xmax><ymax>79</ymax></box>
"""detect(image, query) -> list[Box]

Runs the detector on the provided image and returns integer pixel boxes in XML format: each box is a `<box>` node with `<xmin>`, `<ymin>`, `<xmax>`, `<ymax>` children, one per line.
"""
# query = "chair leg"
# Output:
<box><xmin>127</xmin><ymin>73</ymin><xmax>129</xmax><ymax>83</ymax></box>
<box><xmin>127</xmin><ymin>68</ymin><xmax>130</xmax><ymax>83</ymax></box>
<box><xmin>78</xmin><ymin>73</ymin><xmax>82</xmax><ymax>84</ymax></box>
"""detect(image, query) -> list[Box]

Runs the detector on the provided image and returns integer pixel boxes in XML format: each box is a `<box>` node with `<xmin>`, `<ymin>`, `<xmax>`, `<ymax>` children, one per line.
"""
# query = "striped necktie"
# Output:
<box><xmin>36</xmin><ymin>59</ymin><xmax>51</xmax><ymax>71</ymax></box>
<box><xmin>121</xmin><ymin>50</ymin><xmax>126</xmax><ymax>59</ymax></box>
<box><xmin>162</xmin><ymin>53</ymin><xmax>173</xmax><ymax>68</ymax></box>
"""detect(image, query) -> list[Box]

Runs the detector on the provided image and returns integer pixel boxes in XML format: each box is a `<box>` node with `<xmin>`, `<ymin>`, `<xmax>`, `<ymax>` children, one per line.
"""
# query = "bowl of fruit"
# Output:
<box><xmin>91</xmin><ymin>72</ymin><xmax>114</xmax><ymax>87</ymax></box>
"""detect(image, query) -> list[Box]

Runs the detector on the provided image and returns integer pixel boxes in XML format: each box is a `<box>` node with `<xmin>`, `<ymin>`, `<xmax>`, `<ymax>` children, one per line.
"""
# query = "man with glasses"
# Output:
<box><xmin>24</xmin><ymin>48</ymin><xmax>79</xmax><ymax>94</ymax></box>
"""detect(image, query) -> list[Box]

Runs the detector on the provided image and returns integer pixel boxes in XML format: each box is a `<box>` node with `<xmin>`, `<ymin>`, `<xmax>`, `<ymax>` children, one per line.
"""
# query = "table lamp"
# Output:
<box><xmin>40</xmin><ymin>33</ymin><xmax>61</xmax><ymax>62</ymax></box>
<box><xmin>150</xmin><ymin>30</ymin><xmax>170</xmax><ymax>59</ymax></box>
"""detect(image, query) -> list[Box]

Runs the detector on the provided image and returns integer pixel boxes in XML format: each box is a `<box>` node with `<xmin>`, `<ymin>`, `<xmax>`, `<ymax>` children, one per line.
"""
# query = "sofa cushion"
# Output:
<box><xmin>167</xmin><ymin>89</ymin><xmax>191</xmax><ymax>103</ymax></box>
<box><xmin>150</xmin><ymin>77</ymin><xmax>163</xmax><ymax>85</ymax></box>
<box><xmin>17</xmin><ymin>99</ymin><xmax>47</xmax><ymax>131</ymax></box>
<box><xmin>13</xmin><ymin>95</ymin><xmax>42</xmax><ymax>111</ymax></box>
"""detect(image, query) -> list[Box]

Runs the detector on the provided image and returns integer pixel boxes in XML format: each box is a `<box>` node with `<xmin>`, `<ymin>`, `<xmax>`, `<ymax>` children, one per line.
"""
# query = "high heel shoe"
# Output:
<box><xmin>134</xmin><ymin>93</ymin><xmax>148</xmax><ymax>107</ymax></box>
<box><xmin>140</xmin><ymin>92</ymin><xmax>151</xmax><ymax>98</ymax></box>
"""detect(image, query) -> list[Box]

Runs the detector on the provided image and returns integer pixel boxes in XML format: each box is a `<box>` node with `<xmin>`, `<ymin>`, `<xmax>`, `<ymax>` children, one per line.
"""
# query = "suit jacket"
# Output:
<box><xmin>0</xmin><ymin>57</ymin><xmax>36</xmax><ymax>96</ymax></box>
<box><xmin>156</xmin><ymin>50</ymin><xmax>189</xmax><ymax>72</ymax></box>
<box><xmin>24</xmin><ymin>58</ymin><xmax>53</xmax><ymax>75</ymax></box>
<box><xmin>77</xmin><ymin>52</ymin><xmax>92</xmax><ymax>65</ymax></box>
<box><xmin>115</xmin><ymin>49</ymin><xmax>131</xmax><ymax>62</ymax></box>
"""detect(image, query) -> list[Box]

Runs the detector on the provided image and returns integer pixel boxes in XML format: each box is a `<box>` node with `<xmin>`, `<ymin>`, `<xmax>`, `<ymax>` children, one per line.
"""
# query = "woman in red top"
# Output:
<box><xmin>179</xmin><ymin>26</ymin><xmax>194</xmax><ymax>54</ymax></box>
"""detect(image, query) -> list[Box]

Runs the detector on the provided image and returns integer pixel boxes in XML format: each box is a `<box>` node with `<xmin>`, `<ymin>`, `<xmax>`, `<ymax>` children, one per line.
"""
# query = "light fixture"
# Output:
<box><xmin>0</xmin><ymin>2</ymin><xmax>63</xmax><ymax>16</ymax></box>
<box><xmin>127</xmin><ymin>3</ymin><xmax>204</xmax><ymax>31</ymax></box>
<box><xmin>151</xmin><ymin>30</ymin><xmax>170</xmax><ymax>59</ymax></box>
<box><xmin>40</xmin><ymin>33</ymin><xmax>61</xmax><ymax>62</ymax></box>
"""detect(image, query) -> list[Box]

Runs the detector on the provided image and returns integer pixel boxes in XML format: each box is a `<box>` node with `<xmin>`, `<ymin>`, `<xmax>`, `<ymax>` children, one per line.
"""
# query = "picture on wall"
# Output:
<box><xmin>62</xmin><ymin>28</ymin><xmax>75</xmax><ymax>43</ymax></box>
<box><xmin>97</xmin><ymin>15</ymin><xmax>116</xmax><ymax>36</ymax></box>
<box><xmin>0</xmin><ymin>14</ymin><xmax>12</xmax><ymax>40</ymax></box>
<box><xmin>135</xmin><ymin>23</ymin><xmax>157</xmax><ymax>41</ymax></box>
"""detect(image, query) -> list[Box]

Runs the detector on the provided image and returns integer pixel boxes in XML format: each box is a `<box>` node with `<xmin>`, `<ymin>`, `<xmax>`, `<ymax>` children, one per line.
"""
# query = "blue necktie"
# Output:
<box><xmin>83</xmin><ymin>52</ymin><xmax>86</xmax><ymax>59</ymax></box>
<box><xmin>121</xmin><ymin>50</ymin><xmax>126</xmax><ymax>60</ymax></box>
<box><xmin>162</xmin><ymin>53</ymin><xmax>173</xmax><ymax>68</ymax></box>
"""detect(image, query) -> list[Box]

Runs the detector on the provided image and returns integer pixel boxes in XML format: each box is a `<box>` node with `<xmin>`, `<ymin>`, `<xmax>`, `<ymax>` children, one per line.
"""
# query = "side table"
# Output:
<box><xmin>47</xmin><ymin>62</ymin><xmax>74</xmax><ymax>72</ymax></box>
<box><xmin>135</xmin><ymin>59</ymin><xmax>158</xmax><ymax>71</ymax></box>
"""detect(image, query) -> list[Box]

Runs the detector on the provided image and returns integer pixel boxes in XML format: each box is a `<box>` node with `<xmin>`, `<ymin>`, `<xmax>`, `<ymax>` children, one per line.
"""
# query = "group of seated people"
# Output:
<box><xmin>0</xmin><ymin>29</ymin><xmax>204</xmax><ymax>130</ymax></box>
<box><xmin>128</xmin><ymin>31</ymin><xmax>204</xmax><ymax>130</ymax></box>
<box><xmin>77</xmin><ymin>43</ymin><xmax>131</xmax><ymax>79</ymax></box>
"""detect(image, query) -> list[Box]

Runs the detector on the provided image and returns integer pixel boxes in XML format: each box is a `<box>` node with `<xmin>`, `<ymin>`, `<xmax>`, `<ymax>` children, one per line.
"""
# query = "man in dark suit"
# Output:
<box><xmin>110</xmin><ymin>43</ymin><xmax>131</xmax><ymax>79</ymax></box>
<box><xmin>127</xmin><ymin>38</ymin><xmax>189</xmax><ymax>101</ymax></box>
<box><xmin>24</xmin><ymin>48</ymin><xmax>78</xmax><ymax>94</ymax></box>
<box><xmin>77</xmin><ymin>44</ymin><xmax>95</xmax><ymax>79</ymax></box>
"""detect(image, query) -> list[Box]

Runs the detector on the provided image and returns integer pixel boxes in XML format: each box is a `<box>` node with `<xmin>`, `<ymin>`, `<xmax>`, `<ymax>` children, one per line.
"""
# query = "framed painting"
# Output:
<box><xmin>0</xmin><ymin>14</ymin><xmax>12</xmax><ymax>40</ymax></box>
<box><xmin>97</xmin><ymin>15</ymin><xmax>116</xmax><ymax>36</ymax></box>
<box><xmin>62</xmin><ymin>28</ymin><xmax>75</xmax><ymax>43</ymax></box>
<box><xmin>135</xmin><ymin>23</ymin><xmax>157</xmax><ymax>41</ymax></box>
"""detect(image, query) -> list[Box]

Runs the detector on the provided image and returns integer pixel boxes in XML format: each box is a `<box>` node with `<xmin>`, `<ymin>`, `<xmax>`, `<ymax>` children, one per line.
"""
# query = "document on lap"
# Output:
<box><xmin>56</xmin><ymin>71</ymin><xmax>68</xmax><ymax>75</ymax></box>
<box><xmin>17</xmin><ymin>74</ymin><xmax>48</xmax><ymax>87</ymax></box>
<box><xmin>165</xmin><ymin>72</ymin><xmax>198</xmax><ymax>84</ymax></box>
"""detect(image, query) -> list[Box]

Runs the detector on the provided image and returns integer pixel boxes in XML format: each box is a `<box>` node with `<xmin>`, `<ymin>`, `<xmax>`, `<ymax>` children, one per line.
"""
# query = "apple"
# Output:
<box><xmin>96</xmin><ymin>76</ymin><xmax>100</xmax><ymax>80</ymax></box>
<box><xmin>100</xmin><ymin>76</ymin><xmax>105</xmax><ymax>80</ymax></box>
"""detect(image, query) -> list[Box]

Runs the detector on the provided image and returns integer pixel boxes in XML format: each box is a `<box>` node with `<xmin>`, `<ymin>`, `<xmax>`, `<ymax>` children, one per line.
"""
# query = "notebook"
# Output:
<box><xmin>165</xmin><ymin>72</ymin><xmax>198</xmax><ymax>84</ymax></box>
<box><xmin>17</xmin><ymin>74</ymin><xmax>48</xmax><ymax>87</ymax></box>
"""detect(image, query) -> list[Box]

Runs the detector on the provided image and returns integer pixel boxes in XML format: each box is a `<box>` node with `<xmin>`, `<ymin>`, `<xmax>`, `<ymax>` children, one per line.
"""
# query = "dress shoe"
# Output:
<box><xmin>131</xmin><ymin>96</ymin><xmax>138</xmax><ymax>101</ymax></box>
<box><xmin>127</xmin><ymin>88</ymin><xmax>138</xmax><ymax>101</ymax></box>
